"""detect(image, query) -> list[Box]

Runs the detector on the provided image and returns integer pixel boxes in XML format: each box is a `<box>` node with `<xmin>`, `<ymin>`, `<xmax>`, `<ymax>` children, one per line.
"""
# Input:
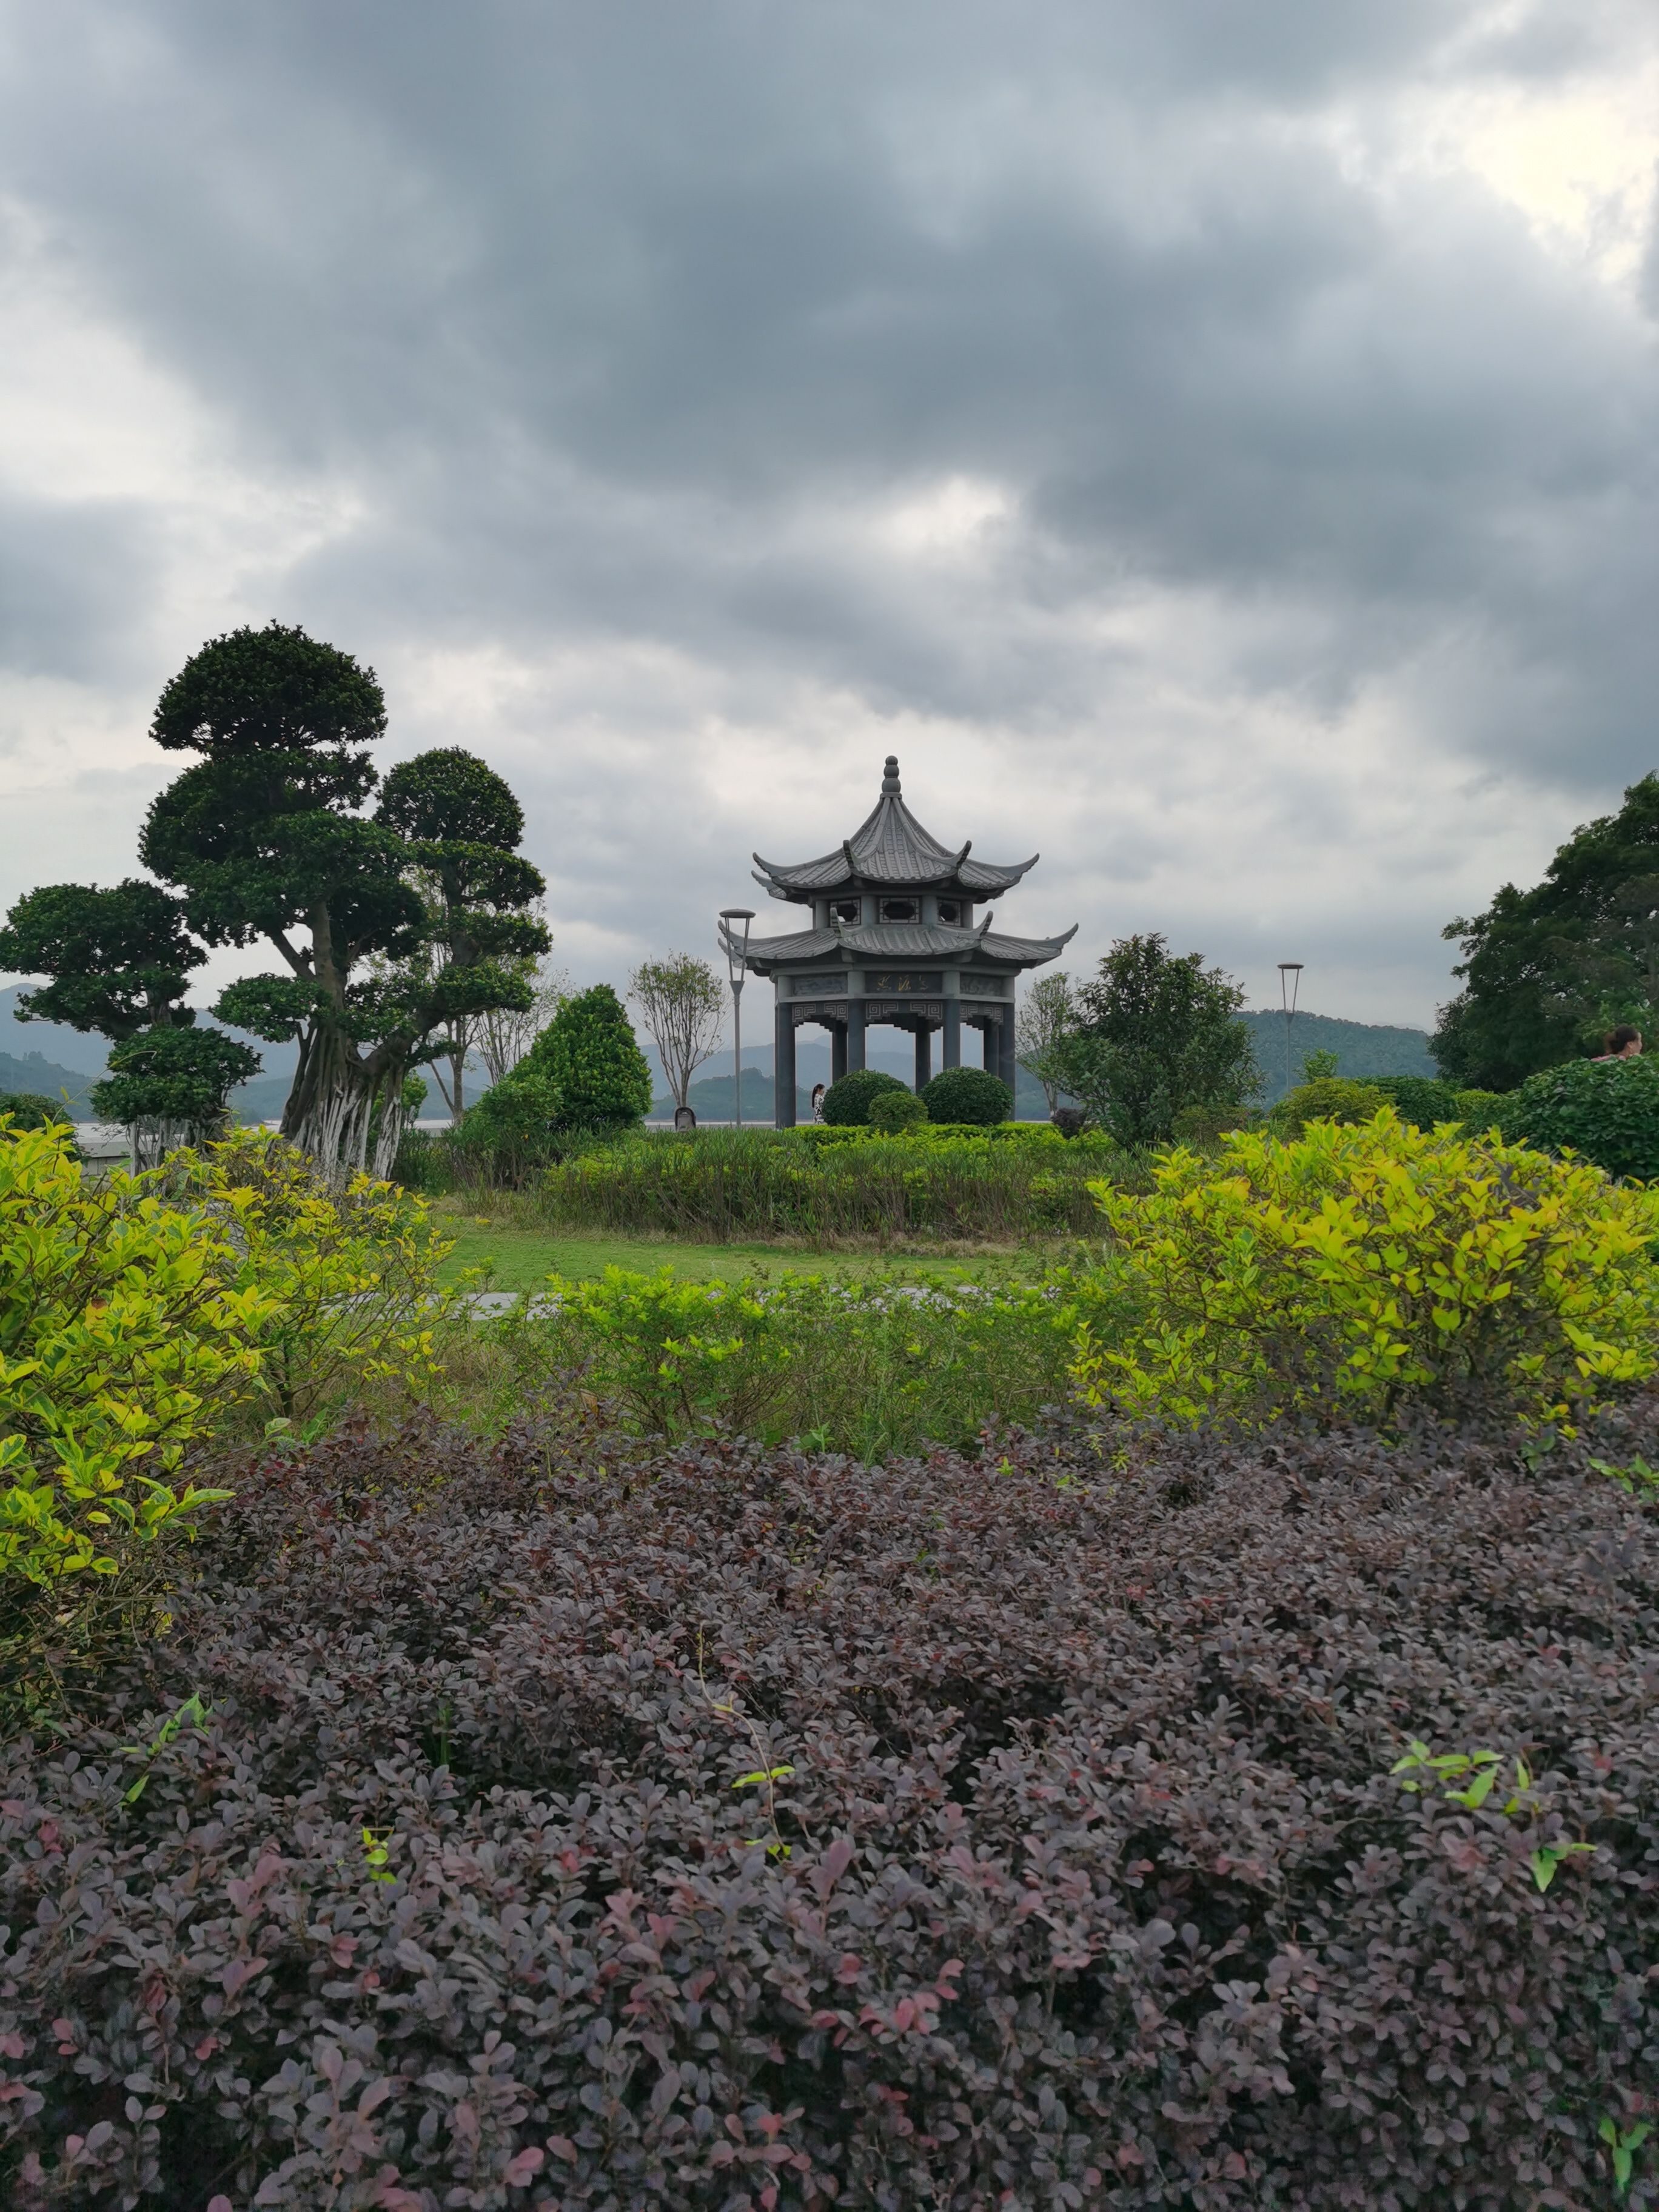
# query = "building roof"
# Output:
<box><xmin>752</xmin><ymin>755</ymin><xmax>1038</xmax><ymax>903</ymax></box>
<box><xmin>722</xmin><ymin>916</ymin><xmax>1078</xmax><ymax>975</ymax></box>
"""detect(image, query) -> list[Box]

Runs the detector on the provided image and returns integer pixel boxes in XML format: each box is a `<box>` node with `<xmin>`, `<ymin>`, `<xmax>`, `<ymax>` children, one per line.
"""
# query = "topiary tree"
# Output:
<box><xmin>820</xmin><ymin>1068</ymin><xmax>908</xmax><ymax>1126</ymax></box>
<box><xmin>922</xmin><ymin>1065</ymin><xmax>1012</xmax><ymax>1126</ymax></box>
<box><xmin>0</xmin><ymin>879</ymin><xmax>258</xmax><ymax>1159</ymax></box>
<box><xmin>140</xmin><ymin>625</ymin><xmax>544</xmax><ymax>1181</ymax></box>
<box><xmin>1503</xmin><ymin>1056</ymin><xmax>1659</xmax><ymax>1181</ymax></box>
<box><xmin>91</xmin><ymin>1027</ymin><xmax>261</xmax><ymax>1159</ymax></box>
<box><xmin>371</xmin><ymin>746</ymin><xmax>549</xmax><ymax>1125</ymax></box>
<box><xmin>869</xmin><ymin>1089</ymin><xmax>929</xmax><ymax>1134</ymax></box>
<box><xmin>0</xmin><ymin>879</ymin><xmax>204</xmax><ymax>1042</ymax></box>
<box><xmin>517</xmin><ymin>984</ymin><xmax>652</xmax><ymax>1136</ymax></box>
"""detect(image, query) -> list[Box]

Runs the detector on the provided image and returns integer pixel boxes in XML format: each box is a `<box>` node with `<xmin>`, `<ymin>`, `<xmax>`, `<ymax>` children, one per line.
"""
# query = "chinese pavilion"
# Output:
<box><xmin>721</xmin><ymin>755</ymin><xmax>1076</xmax><ymax>1127</ymax></box>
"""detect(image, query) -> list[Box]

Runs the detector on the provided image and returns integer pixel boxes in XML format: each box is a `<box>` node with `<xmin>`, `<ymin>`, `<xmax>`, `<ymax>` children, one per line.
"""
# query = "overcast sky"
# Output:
<box><xmin>2</xmin><ymin>0</ymin><xmax>1657</xmax><ymax>1030</ymax></box>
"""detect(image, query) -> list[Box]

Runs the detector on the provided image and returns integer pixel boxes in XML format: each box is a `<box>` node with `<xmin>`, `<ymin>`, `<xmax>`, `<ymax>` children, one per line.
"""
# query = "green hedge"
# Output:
<box><xmin>1503</xmin><ymin>1056</ymin><xmax>1659</xmax><ymax>1181</ymax></box>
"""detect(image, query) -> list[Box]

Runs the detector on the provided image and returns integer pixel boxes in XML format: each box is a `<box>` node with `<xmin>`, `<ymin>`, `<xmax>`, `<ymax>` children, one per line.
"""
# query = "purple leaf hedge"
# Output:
<box><xmin>1</xmin><ymin>1406</ymin><xmax>1657</xmax><ymax>2208</ymax></box>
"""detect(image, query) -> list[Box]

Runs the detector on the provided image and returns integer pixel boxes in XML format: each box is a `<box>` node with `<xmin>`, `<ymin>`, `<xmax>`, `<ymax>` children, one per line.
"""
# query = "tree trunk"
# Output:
<box><xmin>451</xmin><ymin>1048</ymin><xmax>464</xmax><ymax>1122</ymax></box>
<box><xmin>280</xmin><ymin>1018</ymin><xmax>380</xmax><ymax>1185</ymax></box>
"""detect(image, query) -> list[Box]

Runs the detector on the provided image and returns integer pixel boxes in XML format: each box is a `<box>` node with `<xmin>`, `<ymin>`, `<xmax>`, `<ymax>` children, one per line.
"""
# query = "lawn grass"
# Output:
<box><xmin>431</xmin><ymin>1210</ymin><xmax>1065</xmax><ymax>1291</ymax></box>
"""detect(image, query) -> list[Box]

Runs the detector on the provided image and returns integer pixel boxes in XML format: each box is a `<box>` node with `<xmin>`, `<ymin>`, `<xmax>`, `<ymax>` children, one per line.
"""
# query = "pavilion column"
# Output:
<box><xmin>831</xmin><ymin>1024</ymin><xmax>848</xmax><ymax>1084</ymax></box>
<box><xmin>942</xmin><ymin>997</ymin><xmax>961</xmax><ymax>1070</ymax></box>
<box><xmin>913</xmin><ymin>1026</ymin><xmax>931</xmax><ymax>1091</ymax></box>
<box><xmin>997</xmin><ymin>1010</ymin><xmax>1016</xmax><ymax>1101</ymax></box>
<box><xmin>774</xmin><ymin>1000</ymin><xmax>797</xmax><ymax>1128</ymax></box>
<box><xmin>846</xmin><ymin>972</ymin><xmax>866</xmax><ymax>1072</ymax></box>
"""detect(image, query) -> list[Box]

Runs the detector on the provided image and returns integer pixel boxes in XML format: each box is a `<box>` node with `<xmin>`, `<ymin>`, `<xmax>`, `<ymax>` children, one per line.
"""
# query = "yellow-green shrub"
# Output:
<box><xmin>1071</xmin><ymin>1108</ymin><xmax>1659</xmax><ymax>1432</ymax></box>
<box><xmin>1269</xmin><ymin>1076</ymin><xmax>1387</xmax><ymax>1136</ymax></box>
<box><xmin>0</xmin><ymin>1119</ymin><xmax>276</xmax><ymax>1638</ymax></box>
<box><xmin>1</xmin><ymin>1122</ymin><xmax>457</xmax><ymax>1703</ymax></box>
<box><xmin>166</xmin><ymin>1130</ymin><xmax>457</xmax><ymax>1427</ymax></box>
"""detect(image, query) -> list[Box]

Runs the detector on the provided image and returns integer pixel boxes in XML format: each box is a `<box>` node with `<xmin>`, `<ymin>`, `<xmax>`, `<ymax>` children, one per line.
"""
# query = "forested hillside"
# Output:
<box><xmin>1240</xmin><ymin>1009</ymin><xmax>1438</xmax><ymax>1104</ymax></box>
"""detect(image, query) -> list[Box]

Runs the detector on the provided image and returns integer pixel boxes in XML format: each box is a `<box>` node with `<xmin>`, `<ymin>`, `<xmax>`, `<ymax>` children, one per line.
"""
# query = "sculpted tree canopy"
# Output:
<box><xmin>372</xmin><ymin>749</ymin><xmax>551</xmax><ymax>1120</ymax></box>
<box><xmin>137</xmin><ymin>622</ymin><xmax>546</xmax><ymax>1179</ymax></box>
<box><xmin>0</xmin><ymin>880</ymin><xmax>204</xmax><ymax>1042</ymax></box>
<box><xmin>91</xmin><ymin>1027</ymin><xmax>261</xmax><ymax>1149</ymax></box>
<box><xmin>0</xmin><ymin>879</ymin><xmax>257</xmax><ymax>1155</ymax></box>
<box><xmin>1434</xmin><ymin>773</ymin><xmax>1659</xmax><ymax>1091</ymax></box>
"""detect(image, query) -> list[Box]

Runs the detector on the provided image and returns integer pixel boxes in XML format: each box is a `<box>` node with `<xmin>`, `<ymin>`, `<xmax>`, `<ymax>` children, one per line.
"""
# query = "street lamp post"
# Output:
<box><xmin>720</xmin><ymin>908</ymin><xmax>756</xmax><ymax>1128</ymax></box>
<box><xmin>1278</xmin><ymin>962</ymin><xmax>1304</xmax><ymax>1099</ymax></box>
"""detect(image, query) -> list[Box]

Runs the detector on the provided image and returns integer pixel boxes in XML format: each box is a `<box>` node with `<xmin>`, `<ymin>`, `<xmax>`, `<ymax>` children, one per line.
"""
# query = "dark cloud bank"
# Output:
<box><xmin>0</xmin><ymin>0</ymin><xmax>1655</xmax><ymax>1024</ymax></box>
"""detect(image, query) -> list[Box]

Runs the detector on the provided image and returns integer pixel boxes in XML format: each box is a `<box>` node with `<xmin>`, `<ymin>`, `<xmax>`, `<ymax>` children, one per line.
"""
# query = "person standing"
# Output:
<box><xmin>1592</xmin><ymin>1025</ymin><xmax>1643</xmax><ymax>1062</ymax></box>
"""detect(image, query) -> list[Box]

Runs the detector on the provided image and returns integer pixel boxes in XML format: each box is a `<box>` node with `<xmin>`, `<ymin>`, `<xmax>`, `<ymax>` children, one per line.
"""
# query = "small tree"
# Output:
<box><xmin>0</xmin><ymin>879</ymin><xmax>258</xmax><ymax>1165</ymax></box>
<box><xmin>1048</xmin><ymin>933</ymin><xmax>1259</xmax><ymax>1148</ymax></box>
<box><xmin>90</xmin><ymin>1027</ymin><xmax>261</xmax><ymax>1162</ymax></box>
<box><xmin>630</xmin><ymin>953</ymin><xmax>724</xmax><ymax>1111</ymax></box>
<box><xmin>0</xmin><ymin>880</ymin><xmax>204</xmax><ymax>1041</ymax></box>
<box><xmin>514</xmin><ymin>985</ymin><xmax>652</xmax><ymax>1136</ymax></box>
<box><xmin>1015</xmin><ymin>971</ymin><xmax>1074</xmax><ymax>1114</ymax></box>
<box><xmin>475</xmin><ymin>947</ymin><xmax>570</xmax><ymax>1091</ymax></box>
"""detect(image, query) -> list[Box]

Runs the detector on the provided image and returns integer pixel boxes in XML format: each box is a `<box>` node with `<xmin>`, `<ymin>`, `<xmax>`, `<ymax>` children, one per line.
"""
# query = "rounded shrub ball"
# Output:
<box><xmin>921</xmin><ymin>1066</ymin><xmax>1012</xmax><ymax>1125</ymax></box>
<box><xmin>1505</xmin><ymin>1055</ymin><xmax>1659</xmax><ymax>1181</ymax></box>
<box><xmin>868</xmin><ymin>1088</ymin><xmax>928</xmax><ymax>1134</ymax></box>
<box><xmin>820</xmin><ymin>1068</ymin><xmax>909</xmax><ymax>1126</ymax></box>
<box><xmin>1272</xmin><ymin>1078</ymin><xmax>1386</xmax><ymax>1137</ymax></box>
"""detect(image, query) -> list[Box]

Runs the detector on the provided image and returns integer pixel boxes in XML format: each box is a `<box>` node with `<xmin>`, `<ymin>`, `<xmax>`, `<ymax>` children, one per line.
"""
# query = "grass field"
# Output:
<box><xmin>432</xmin><ymin>1213</ymin><xmax>1063</xmax><ymax>1291</ymax></box>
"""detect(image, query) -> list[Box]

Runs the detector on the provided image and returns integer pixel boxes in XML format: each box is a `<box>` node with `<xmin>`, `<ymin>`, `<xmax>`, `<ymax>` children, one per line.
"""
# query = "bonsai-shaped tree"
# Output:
<box><xmin>629</xmin><ymin>954</ymin><xmax>723</xmax><ymax>1113</ymax></box>
<box><xmin>0</xmin><ymin>879</ymin><xmax>204</xmax><ymax>1041</ymax></box>
<box><xmin>0</xmin><ymin>878</ymin><xmax>259</xmax><ymax>1159</ymax></box>
<box><xmin>92</xmin><ymin>1027</ymin><xmax>260</xmax><ymax>1155</ymax></box>
<box><xmin>141</xmin><ymin>625</ymin><xmax>545</xmax><ymax>1181</ymax></box>
<box><xmin>373</xmin><ymin>747</ymin><xmax>550</xmax><ymax>1124</ymax></box>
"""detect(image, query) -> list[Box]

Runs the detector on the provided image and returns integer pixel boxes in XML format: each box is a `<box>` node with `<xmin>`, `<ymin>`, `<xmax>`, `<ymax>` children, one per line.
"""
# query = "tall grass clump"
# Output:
<box><xmin>491</xmin><ymin>1262</ymin><xmax>1083</xmax><ymax>1457</ymax></box>
<box><xmin>531</xmin><ymin>1123</ymin><xmax>1127</xmax><ymax>1242</ymax></box>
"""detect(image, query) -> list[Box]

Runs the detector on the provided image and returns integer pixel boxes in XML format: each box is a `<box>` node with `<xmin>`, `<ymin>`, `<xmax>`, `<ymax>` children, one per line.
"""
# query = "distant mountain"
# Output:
<box><xmin>0</xmin><ymin>1048</ymin><xmax>99</xmax><ymax>1119</ymax></box>
<box><xmin>1241</xmin><ymin>1010</ymin><xmax>1438</xmax><ymax>1105</ymax></box>
<box><xmin>0</xmin><ymin>984</ymin><xmax>109</xmax><ymax>1077</ymax></box>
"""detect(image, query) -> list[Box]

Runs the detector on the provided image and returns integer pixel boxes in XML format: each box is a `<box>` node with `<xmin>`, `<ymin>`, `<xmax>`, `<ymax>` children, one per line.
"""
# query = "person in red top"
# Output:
<box><xmin>1592</xmin><ymin>1024</ymin><xmax>1643</xmax><ymax>1062</ymax></box>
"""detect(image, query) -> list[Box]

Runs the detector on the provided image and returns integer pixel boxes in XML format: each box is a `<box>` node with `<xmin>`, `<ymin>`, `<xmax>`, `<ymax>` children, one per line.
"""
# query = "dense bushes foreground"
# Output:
<box><xmin>2</xmin><ymin>1405</ymin><xmax>1656</xmax><ymax>2208</ymax></box>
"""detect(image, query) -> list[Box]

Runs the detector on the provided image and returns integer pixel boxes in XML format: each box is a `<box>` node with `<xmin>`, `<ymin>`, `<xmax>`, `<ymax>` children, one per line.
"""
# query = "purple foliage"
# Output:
<box><xmin>1</xmin><ymin>1408</ymin><xmax>1657</xmax><ymax>2208</ymax></box>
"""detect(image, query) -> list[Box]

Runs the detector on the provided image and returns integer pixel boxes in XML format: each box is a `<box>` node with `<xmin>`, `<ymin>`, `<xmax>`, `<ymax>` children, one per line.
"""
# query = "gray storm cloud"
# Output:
<box><xmin>0</xmin><ymin>0</ymin><xmax>1655</xmax><ymax>1024</ymax></box>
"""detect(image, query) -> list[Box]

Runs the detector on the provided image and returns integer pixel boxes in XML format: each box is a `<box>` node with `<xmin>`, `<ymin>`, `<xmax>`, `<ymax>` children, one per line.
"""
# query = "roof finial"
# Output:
<box><xmin>881</xmin><ymin>754</ymin><xmax>901</xmax><ymax>796</ymax></box>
